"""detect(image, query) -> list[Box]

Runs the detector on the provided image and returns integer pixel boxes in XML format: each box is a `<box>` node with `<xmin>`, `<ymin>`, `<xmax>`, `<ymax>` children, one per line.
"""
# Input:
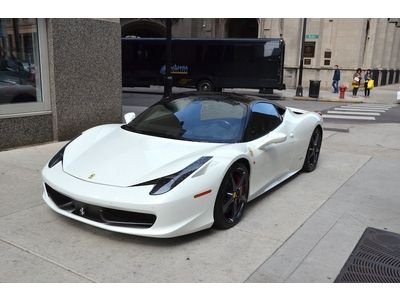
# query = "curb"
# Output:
<box><xmin>291</xmin><ymin>96</ymin><xmax>364</xmax><ymax>103</ymax></box>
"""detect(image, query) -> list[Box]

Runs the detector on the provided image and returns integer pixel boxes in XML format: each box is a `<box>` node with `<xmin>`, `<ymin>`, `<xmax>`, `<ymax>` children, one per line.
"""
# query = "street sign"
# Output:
<box><xmin>305</xmin><ymin>34</ymin><xmax>319</xmax><ymax>39</ymax></box>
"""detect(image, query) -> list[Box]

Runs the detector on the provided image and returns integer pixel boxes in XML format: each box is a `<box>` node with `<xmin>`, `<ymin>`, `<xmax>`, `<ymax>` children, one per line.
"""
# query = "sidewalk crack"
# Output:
<box><xmin>0</xmin><ymin>237</ymin><xmax>96</xmax><ymax>282</ymax></box>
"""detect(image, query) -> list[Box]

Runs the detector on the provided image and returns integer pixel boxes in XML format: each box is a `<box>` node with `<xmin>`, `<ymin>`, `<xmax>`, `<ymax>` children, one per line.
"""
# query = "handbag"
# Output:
<box><xmin>352</xmin><ymin>76</ymin><xmax>360</xmax><ymax>87</ymax></box>
<box><xmin>367</xmin><ymin>79</ymin><xmax>374</xmax><ymax>89</ymax></box>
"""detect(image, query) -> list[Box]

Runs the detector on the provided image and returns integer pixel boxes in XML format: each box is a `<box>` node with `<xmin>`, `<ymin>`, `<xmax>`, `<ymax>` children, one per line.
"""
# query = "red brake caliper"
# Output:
<box><xmin>234</xmin><ymin>174</ymin><xmax>241</xmax><ymax>197</ymax></box>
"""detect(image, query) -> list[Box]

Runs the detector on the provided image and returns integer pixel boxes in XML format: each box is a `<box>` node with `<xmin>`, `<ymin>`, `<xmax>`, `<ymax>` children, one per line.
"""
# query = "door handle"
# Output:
<box><xmin>290</xmin><ymin>133</ymin><xmax>294</xmax><ymax>138</ymax></box>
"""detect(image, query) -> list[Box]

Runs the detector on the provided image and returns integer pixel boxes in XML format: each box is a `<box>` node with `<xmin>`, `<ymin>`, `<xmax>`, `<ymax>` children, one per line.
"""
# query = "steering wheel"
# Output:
<box><xmin>216</xmin><ymin>120</ymin><xmax>233</xmax><ymax>130</ymax></box>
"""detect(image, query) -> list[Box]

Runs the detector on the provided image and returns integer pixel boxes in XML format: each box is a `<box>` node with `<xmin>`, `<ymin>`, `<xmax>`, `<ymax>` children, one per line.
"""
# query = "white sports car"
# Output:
<box><xmin>42</xmin><ymin>92</ymin><xmax>323</xmax><ymax>238</ymax></box>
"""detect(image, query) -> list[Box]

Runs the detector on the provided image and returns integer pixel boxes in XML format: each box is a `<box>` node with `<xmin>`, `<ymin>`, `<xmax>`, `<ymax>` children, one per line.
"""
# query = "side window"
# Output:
<box><xmin>245</xmin><ymin>102</ymin><xmax>283</xmax><ymax>141</ymax></box>
<box><xmin>263</xmin><ymin>40</ymin><xmax>281</xmax><ymax>58</ymax></box>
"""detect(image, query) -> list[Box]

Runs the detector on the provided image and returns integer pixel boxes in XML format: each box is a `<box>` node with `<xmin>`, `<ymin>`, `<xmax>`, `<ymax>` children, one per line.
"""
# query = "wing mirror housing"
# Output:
<box><xmin>258</xmin><ymin>132</ymin><xmax>287</xmax><ymax>150</ymax></box>
<box><xmin>124</xmin><ymin>112</ymin><xmax>136</xmax><ymax>124</ymax></box>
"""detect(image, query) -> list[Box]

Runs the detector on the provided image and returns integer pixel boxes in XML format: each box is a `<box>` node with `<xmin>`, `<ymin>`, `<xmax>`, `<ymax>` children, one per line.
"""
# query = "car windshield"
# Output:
<box><xmin>122</xmin><ymin>96</ymin><xmax>248</xmax><ymax>143</ymax></box>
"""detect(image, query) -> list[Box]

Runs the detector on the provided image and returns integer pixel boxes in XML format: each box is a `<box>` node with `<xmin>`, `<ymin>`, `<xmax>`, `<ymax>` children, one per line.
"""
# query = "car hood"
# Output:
<box><xmin>62</xmin><ymin>125</ymin><xmax>224</xmax><ymax>187</ymax></box>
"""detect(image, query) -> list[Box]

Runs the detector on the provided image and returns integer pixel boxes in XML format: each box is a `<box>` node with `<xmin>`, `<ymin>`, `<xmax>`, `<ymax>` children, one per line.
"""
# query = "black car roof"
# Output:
<box><xmin>163</xmin><ymin>92</ymin><xmax>285</xmax><ymax>109</ymax></box>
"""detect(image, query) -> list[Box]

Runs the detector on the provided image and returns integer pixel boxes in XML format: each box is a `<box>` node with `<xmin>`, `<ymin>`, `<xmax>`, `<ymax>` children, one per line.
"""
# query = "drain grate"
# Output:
<box><xmin>335</xmin><ymin>227</ymin><xmax>400</xmax><ymax>282</ymax></box>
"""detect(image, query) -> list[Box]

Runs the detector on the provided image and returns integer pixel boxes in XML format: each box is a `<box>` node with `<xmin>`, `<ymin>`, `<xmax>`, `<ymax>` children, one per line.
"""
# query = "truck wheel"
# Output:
<box><xmin>197</xmin><ymin>80</ymin><xmax>214</xmax><ymax>92</ymax></box>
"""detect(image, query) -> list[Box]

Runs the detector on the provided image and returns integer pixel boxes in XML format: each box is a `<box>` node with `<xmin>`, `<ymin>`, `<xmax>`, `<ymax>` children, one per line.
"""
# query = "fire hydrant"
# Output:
<box><xmin>339</xmin><ymin>85</ymin><xmax>347</xmax><ymax>99</ymax></box>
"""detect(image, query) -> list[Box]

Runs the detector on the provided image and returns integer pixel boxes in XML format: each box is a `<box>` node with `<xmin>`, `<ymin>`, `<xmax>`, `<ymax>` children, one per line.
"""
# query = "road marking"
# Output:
<box><xmin>346</xmin><ymin>106</ymin><xmax>391</xmax><ymax>110</ymax></box>
<box><xmin>349</xmin><ymin>103</ymin><xmax>393</xmax><ymax>106</ymax></box>
<box><xmin>346</xmin><ymin>105</ymin><xmax>392</xmax><ymax>109</ymax></box>
<box><xmin>327</xmin><ymin>111</ymin><xmax>380</xmax><ymax>116</ymax></box>
<box><xmin>335</xmin><ymin>108</ymin><xmax>386</xmax><ymax>113</ymax></box>
<box><xmin>322</xmin><ymin>114</ymin><xmax>376</xmax><ymax>120</ymax></box>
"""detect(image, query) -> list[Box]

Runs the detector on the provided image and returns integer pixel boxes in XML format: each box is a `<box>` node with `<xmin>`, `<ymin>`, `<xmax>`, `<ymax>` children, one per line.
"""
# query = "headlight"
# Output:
<box><xmin>48</xmin><ymin>135</ymin><xmax>80</xmax><ymax>168</ymax></box>
<box><xmin>135</xmin><ymin>156</ymin><xmax>212</xmax><ymax>195</ymax></box>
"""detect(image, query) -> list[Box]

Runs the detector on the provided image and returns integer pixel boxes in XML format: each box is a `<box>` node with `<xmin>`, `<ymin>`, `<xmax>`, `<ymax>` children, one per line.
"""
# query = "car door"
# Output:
<box><xmin>245</xmin><ymin>102</ymin><xmax>294</xmax><ymax>198</ymax></box>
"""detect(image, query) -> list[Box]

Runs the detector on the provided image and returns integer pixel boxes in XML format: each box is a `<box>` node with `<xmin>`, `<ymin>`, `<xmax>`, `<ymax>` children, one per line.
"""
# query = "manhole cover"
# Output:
<box><xmin>335</xmin><ymin>227</ymin><xmax>400</xmax><ymax>282</ymax></box>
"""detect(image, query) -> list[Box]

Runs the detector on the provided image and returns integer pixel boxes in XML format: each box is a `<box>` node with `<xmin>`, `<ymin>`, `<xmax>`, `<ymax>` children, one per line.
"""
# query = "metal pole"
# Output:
<box><xmin>163</xmin><ymin>18</ymin><xmax>172</xmax><ymax>98</ymax></box>
<box><xmin>295</xmin><ymin>18</ymin><xmax>307</xmax><ymax>97</ymax></box>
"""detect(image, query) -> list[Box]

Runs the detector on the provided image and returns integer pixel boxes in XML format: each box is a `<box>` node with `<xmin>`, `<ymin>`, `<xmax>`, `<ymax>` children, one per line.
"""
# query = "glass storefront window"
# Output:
<box><xmin>0</xmin><ymin>18</ymin><xmax>42</xmax><ymax>105</ymax></box>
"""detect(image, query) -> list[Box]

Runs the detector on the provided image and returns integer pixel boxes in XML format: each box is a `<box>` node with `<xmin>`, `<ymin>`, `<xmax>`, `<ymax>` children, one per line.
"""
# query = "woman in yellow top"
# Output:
<box><xmin>352</xmin><ymin>68</ymin><xmax>362</xmax><ymax>98</ymax></box>
<box><xmin>364</xmin><ymin>69</ymin><xmax>373</xmax><ymax>98</ymax></box>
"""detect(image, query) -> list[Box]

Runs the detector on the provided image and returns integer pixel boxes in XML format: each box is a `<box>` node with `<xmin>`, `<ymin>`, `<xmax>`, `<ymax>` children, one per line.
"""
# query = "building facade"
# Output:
<box><xmin>122</xmin><ymin>18</ymin><xmax>400</xmax><ymax>90</ymax></box>
<box><xmin>0</xmin><ymin>18</ymin><xmax>122</xmax><ymax>150</ymax></box>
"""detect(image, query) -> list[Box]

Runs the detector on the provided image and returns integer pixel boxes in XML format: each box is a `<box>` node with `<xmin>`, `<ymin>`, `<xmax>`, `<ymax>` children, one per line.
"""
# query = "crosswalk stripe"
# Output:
<box><xmin>342</xmin><ymin>105</ymin><xmax>389</xmax><ymax>109</ymax></box>
<box><xmin>327</xmin><ymin>111</ymin><xmax>380</xmax><ymax>116</ymax></box>
<box><xmin>349</xmin><ymin>103</ymin><xmax>393</xmax><ymax>106</ymax></box>
<box><xmin>322</xmin><ymin>104</ymin><xmax>394</xmax><ymax>122</ymax></box>
<box><xmin>346</xmin><ymin>105</ymin><xmax>393</xmax><ymax>109</ymax></box>
<box><xmin>335</xmin><ymin>108</ymin><xmax>386</xmax><ymax>113</ymax></box>
<box><xmin>322</xmin><ymin>114</ymin><xmax>376</xmax><ymax>120</ymax></box>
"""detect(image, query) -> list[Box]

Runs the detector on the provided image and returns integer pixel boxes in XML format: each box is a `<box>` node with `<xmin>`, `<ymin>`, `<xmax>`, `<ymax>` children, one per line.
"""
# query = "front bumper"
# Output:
<box><xmin>42</xmin><ymin>163</ymin><xmax>219</xmax><ymax>238</ymax></box>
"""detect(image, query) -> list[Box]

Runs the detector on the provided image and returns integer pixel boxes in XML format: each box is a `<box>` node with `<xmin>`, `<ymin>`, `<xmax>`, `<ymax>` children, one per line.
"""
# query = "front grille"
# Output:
<box><xmin>335</xmin><ymin>227</ymin><xmax>400</xmax><ymax>282</ymax></box>
<box><xmin>45</xmin><ymin>184</ymin><xmax>156</xmax><ymax>228</ymax></box>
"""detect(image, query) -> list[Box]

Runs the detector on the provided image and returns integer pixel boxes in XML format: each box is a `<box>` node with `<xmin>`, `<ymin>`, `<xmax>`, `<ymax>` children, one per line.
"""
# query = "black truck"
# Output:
<box><xmin>122</xmin><ymin>38</ymin><xmax>286</xmax><ymax>93</ymax></box>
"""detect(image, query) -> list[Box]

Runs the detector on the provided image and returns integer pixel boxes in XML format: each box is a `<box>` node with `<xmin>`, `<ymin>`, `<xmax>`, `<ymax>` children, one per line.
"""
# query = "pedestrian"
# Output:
<box><xmin>332</xmin><ymin>65</ymin><xmax>340</xmax><ymax>93</ymax></box>
<box><xmin>352</xmin><ymin>68</ymin><xmax>362</xmax><ymax>97</ymax></box>
<box><xmin>364</xmin><ymin>69</ymin><xmax>373</xmax><ymax>97</ymax></box>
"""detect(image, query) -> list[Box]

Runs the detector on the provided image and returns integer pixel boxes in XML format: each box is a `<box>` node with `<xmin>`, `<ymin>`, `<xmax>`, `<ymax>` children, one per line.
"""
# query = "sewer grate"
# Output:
<box><xmin>335</xmin><ymin>227</ymin><xmax>400</xmax><ymax>283</ymax></box>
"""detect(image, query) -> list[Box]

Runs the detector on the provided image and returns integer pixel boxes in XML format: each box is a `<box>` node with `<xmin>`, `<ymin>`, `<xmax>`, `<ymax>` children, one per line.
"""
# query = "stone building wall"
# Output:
<box><xmin>170</xmin><ymin>18</ymin><xmax>400</xmax><ymax>90</ymax></box>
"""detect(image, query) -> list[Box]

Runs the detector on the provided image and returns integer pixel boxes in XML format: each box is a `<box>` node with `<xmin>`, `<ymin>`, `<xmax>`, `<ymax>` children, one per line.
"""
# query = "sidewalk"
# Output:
<box><xmin>124</xmin><ymin>83</ymin><xmax>400</xmax><ymax>105</ymax></box>
<box><xmin>276</xmin><ymin>83</ymin><xmax>400</xmax><ymax>105</ymax></box>
<box><xmin>247</xmin><ymin>123</ymin><xmax>400</xmax><ymax>282</ymax></box>
<box><xmin>2</xmin><ymin>85</ymin><xmax>400</xmax><ymax>282</ymax></box>
<box><xmin>1</xmin><ymin>121</ymin><xmax>400</xmax><ymax>282</ymax></box>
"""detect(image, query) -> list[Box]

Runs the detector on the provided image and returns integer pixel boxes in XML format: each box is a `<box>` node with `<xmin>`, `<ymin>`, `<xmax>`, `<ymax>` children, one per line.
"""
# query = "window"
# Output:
<box><xmin>324</xmin><ymin>51</ymin><xmax>331</xmax><ymax>58</ymax></box>
<box><xmin>0</xmin><ymin>19</ymin><xmax>50</xmax><ymax>117</ymax></box>
<box><xmin>304</xmin><ymin>58</ymin><xmax>311</xmax><ymax>65</ymax></box>
<box><xmin>303</xmin><ymin>41</ymin><xmax>315</xmax><ymax>58</ymax></box>
<box><xmin>245</xmin><ymin>102</ymin><xmax>283</xmax><ymax>141</ymax></box>
<box><xmin>324</xmin><ymin>60</ymin><xmax>330</xmax><ymax>66</ymax></box>
<box><xmin>263</xmin><ymin>40</ymin><xmax>281</xmax><ymax>58</ymax></box>
<box><xmin>0</xmin><ymin>19</ymin><xmax>40</xmax><ymax>104</ymax></box>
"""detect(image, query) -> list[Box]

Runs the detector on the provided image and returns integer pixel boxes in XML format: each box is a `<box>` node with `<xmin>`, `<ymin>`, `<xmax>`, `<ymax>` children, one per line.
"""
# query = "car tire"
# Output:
<box><xmin>302</xmin><ymin>127</ymin><xmax>322</xmax><ymax>172</ymax></box>
<box><xmin>213</xmin><ymin>162</ymin><xmax>249</xmax><ymax>229</ymax></box>
<box><xmin>196</xmin><ymin>79</ymin><xmax>214</xmax><ymax>92</ymax></box>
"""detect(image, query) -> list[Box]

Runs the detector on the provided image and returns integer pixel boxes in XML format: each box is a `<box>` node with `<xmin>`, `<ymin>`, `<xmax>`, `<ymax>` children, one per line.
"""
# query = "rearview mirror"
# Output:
<box><xmin>258</xmin><ymin>132</ymin><xmax>287</xmax><ymax>150</ymax></box>
<box><xmin>124</xmin><ymin>112</ymin><xmax>136</xmax><ymax>124</ymax></box>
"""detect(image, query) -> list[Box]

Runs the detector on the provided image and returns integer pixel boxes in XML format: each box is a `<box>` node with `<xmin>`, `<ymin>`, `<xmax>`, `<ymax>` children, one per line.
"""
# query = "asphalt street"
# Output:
<box><xmin>122</xmin><ymin>86</ymin><xmax>400</xmax><ymax>125</ymax></box>
<box><xmin>122</xmin><ymin>87</ymin><xmax>342</xmax><ymax>120</ymax></box>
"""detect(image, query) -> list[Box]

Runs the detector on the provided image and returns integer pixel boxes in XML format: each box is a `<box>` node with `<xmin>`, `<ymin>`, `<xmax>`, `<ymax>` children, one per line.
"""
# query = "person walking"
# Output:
<box><xmin>332</xmin><ymin>65</ymin><xmax>340</xmax><ymax>93</ymax></box>
<box><xmin>352</xmin><ymin>68</ymin><xmax>362</xmax><ymax>97</ymax></box>
<box><xmin>364</xmin><ymin>69</ymin><xmax>373</xmax><ymax>97</ymax></box>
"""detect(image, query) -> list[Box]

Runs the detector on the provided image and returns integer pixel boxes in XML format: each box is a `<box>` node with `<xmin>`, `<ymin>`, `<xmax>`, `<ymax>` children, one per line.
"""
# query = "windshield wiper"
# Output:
<box><xmin>121</xmin><ymin>125</ymin><xmax>196</xmax><ymax>141</ymax></box>
<box><xmin>121</xmin><ymin>124</ymin><xmax>136</xmax><ymax>132</ymax></box>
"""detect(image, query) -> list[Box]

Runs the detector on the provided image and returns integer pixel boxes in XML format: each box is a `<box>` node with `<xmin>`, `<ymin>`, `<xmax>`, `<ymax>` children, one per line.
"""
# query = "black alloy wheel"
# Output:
<box><xmin>302</xmin><ymin>127</ymin><xmax>322</xmax><ymax>172</ymax></box>
<box><xmin>196</xmin><ymin>79</ymin><xmax>214</xmax><ymax>92</ymax></box>
<box><xmin>213</xmin><ymin>162</ymin><xmax>249</xmax><ymax>229</ymax></box>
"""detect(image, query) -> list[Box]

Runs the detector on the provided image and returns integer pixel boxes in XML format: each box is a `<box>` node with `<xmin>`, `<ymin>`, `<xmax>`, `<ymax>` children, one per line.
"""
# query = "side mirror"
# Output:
<box><xmin>124</xmin><ymin>112</ymin><xmax>136</xmax><ymax>124</ymax></box>
<box><xmin>258</xmin><ymin>132</ymin><xmax>287</xmax><ymax>150</ymax></box>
